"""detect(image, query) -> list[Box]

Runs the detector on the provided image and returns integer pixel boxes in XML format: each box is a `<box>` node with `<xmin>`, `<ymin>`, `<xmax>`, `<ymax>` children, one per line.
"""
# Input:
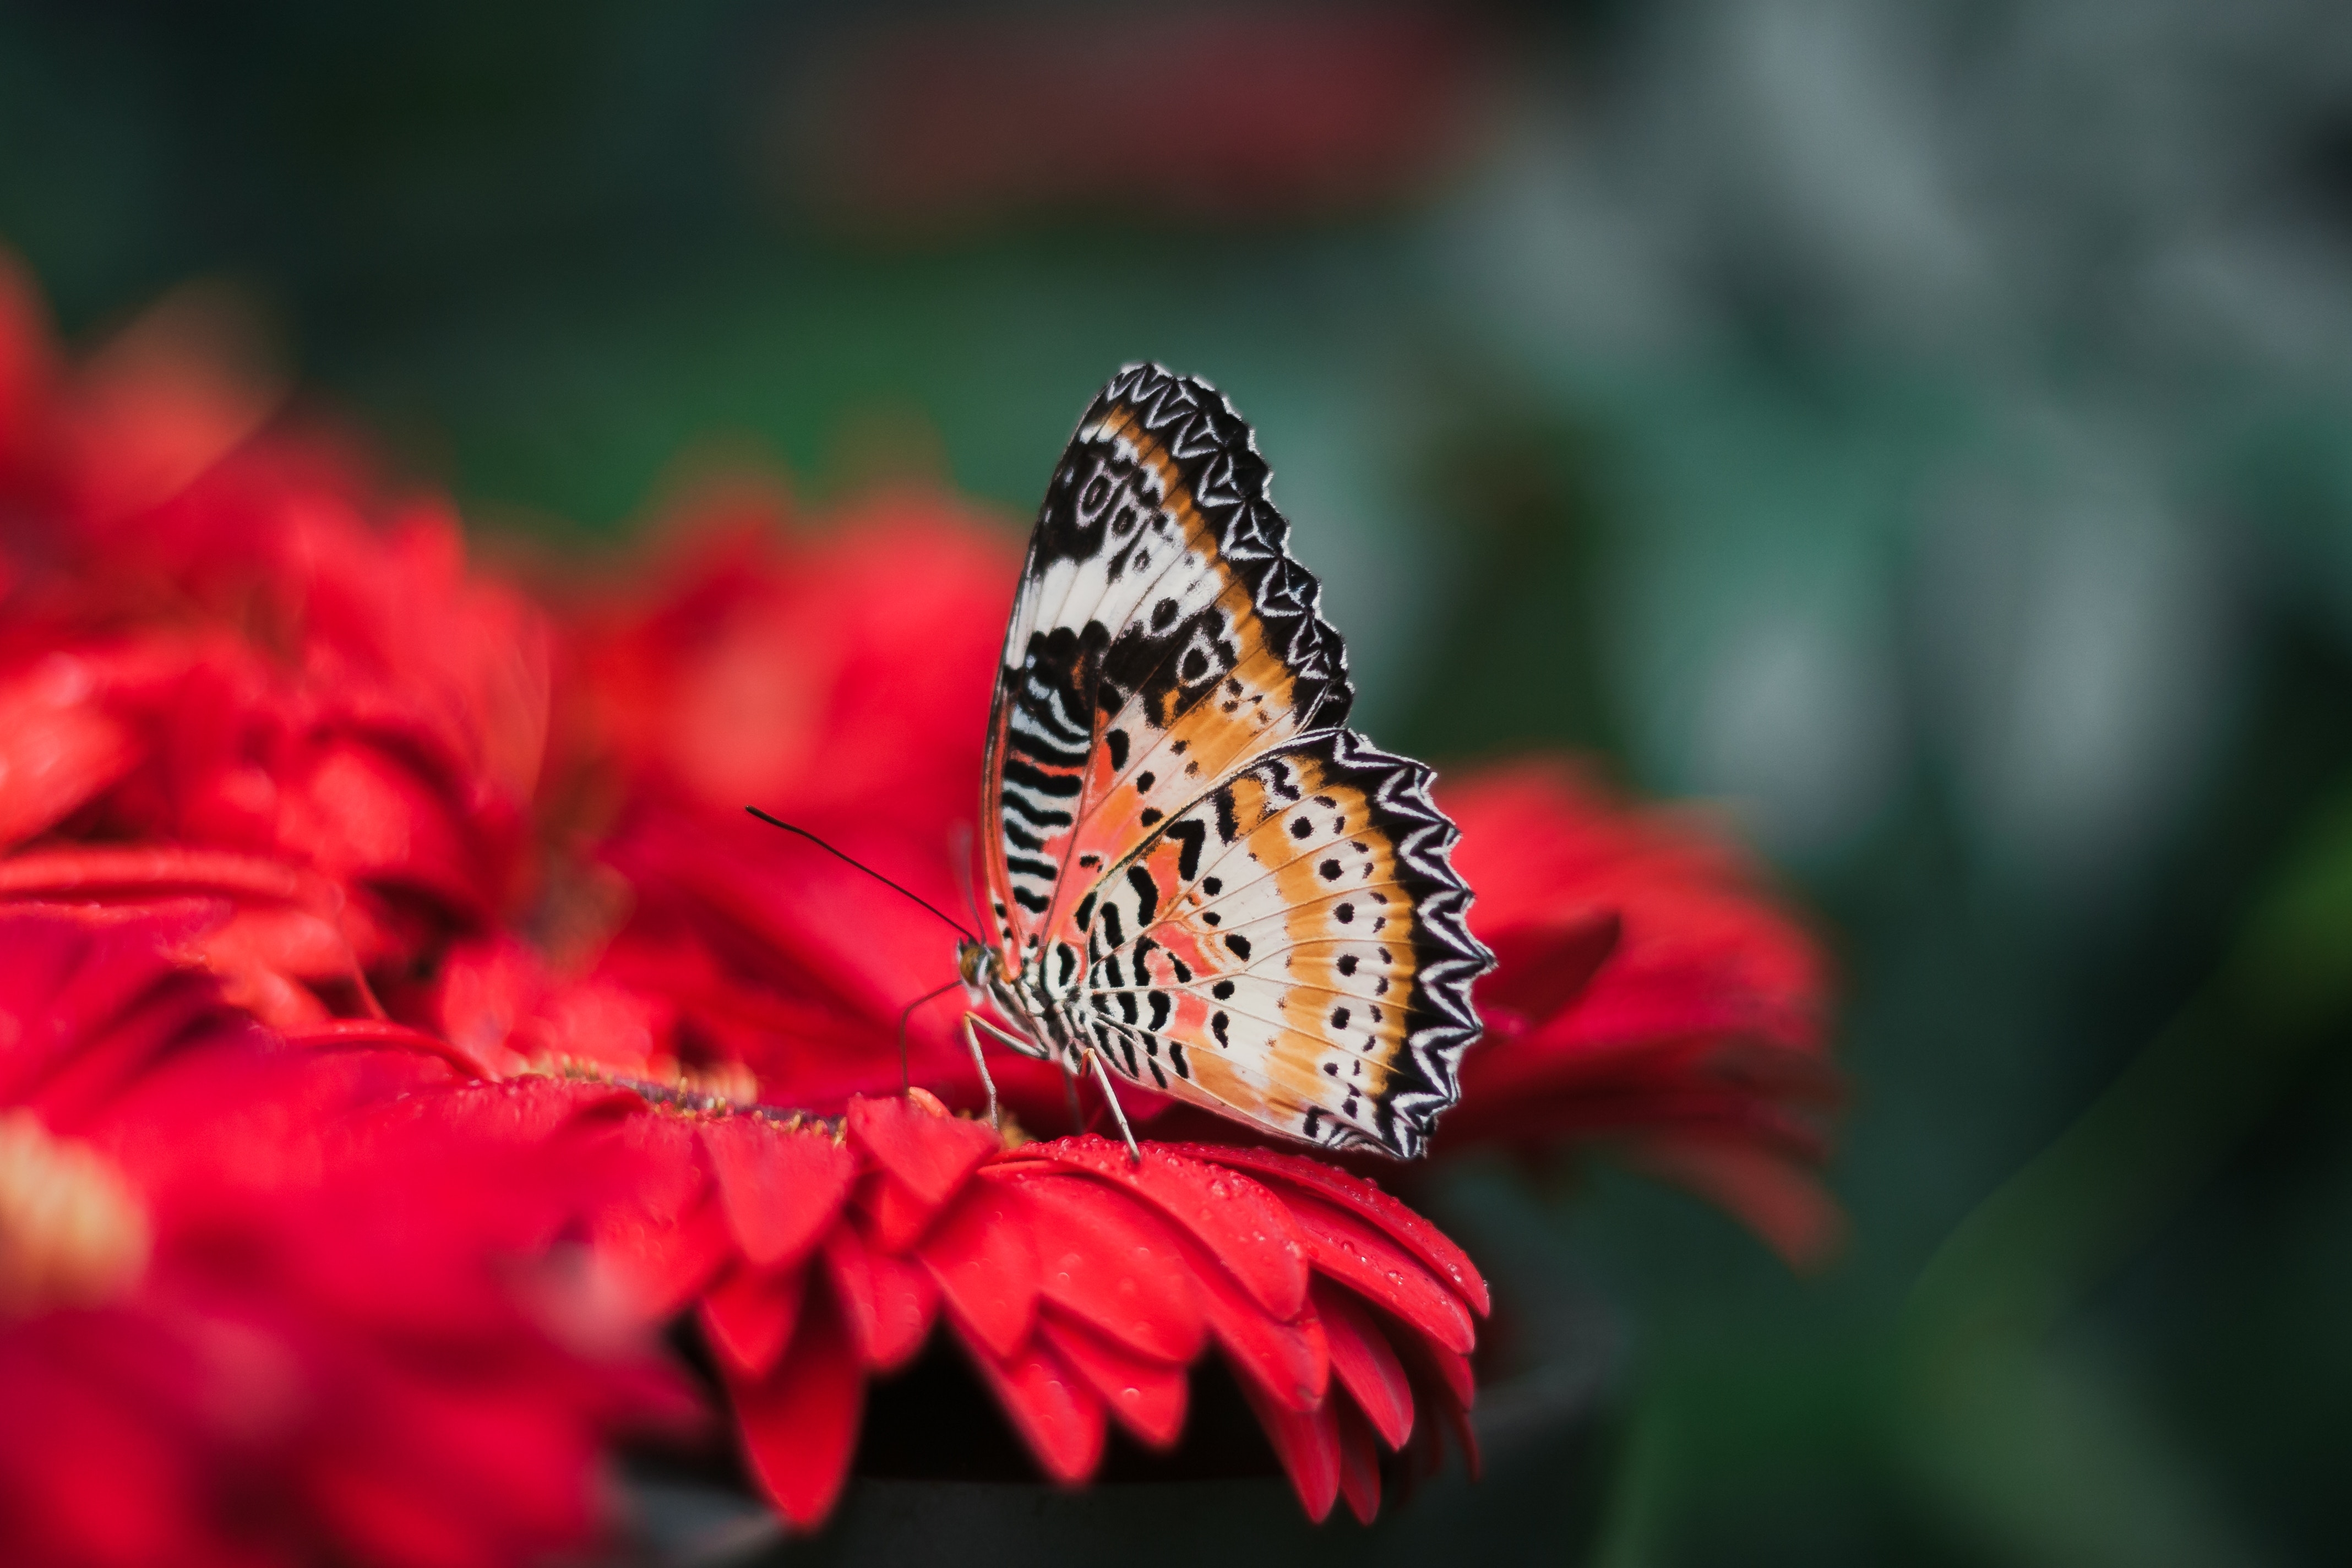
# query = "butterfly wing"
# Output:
<box><xmin>980</xmin><ymin>364</ymin><xmax>1490</xmax><ymax>1156</ymax></box>
<box><xmin>981</xmin><ymin>363</ymin><xmax>1351</xmax><ymax>956</ymax></box>
<box><xmin>1075</xmin><ymin>731</ymin><xmax>1487</xmax><ymax>1157</ymax></box>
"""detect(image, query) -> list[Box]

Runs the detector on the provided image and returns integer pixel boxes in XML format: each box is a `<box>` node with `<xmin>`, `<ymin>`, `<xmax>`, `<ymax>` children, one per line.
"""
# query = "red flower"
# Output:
<box><xmin>0</xmin><ymin>264</ymin><xmax>551</xmax><ymax>1028</ymax></box>
<box><xmin>786</xmin><ymin>8</ymin><xmax>1489</xmax><ymax>233</ymax></box>
<box><xmin>468</xmin><ymin>1076</ymin><xmax>1484</xmax><ymax>1527</ymax></box>
<box><xmin>1441</xmin><ymin>759</ymin><xmax>1842</xmax><ymax>1264</ymax></box>
<box><xmin>0</xmin><ymin>902</ymin><xmax>689</xmax><ymax>1568</ymax></box>
<box><xmin>547</xmin><ymin>486</ymin><xmax>1090</xmax><ymax>1125</ymax></box>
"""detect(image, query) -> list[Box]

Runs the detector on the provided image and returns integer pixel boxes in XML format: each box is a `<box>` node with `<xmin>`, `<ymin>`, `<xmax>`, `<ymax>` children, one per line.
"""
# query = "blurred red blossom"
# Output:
<box><xmin>0</xmin><ymin>265</ymin><xmax>548</xmax><ymax>1030</ymax></box>
<box><xmin>0</xmin><ymin>902</ymin><xmax>689</xmax><ymax>1568</ymax></box>
<box><xmin>779</xmin><ymin>6</ymin><xmax>1491</xmax><ymax>235</ymax></box>
<box><xmin>545</xmin><ymin>486</ymin><xmax>1083</xmax><ymax>1124</ymax></box>
<box><xmin>1442</xmin><ymin>760</ymin><xmax>1842</xmax><ymax>1265</ymax></box>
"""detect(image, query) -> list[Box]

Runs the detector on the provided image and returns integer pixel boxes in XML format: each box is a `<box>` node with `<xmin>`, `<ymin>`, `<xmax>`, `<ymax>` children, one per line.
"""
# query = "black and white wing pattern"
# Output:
<box><xmin>974</xmin><ymin>364</ymin><xmax>1491</xmax><ymax>1157</ymax></box>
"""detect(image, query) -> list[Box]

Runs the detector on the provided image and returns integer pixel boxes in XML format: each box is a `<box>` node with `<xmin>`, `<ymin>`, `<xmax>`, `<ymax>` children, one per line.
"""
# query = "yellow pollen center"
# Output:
<box><xmin>0</xmin><ymin>1109</ymin><xmax>153</xmax><ymax>1316</ymax></box>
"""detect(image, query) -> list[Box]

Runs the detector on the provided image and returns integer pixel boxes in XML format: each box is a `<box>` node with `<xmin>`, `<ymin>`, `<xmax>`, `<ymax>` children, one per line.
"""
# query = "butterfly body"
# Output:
<box><xmin>955</xmin><ymin>934</ymin><xmax>1082</xmax><ymax>1070</ymax></box>
<box><xmin>970</xmin><ymin>365</ymin><xmax>1491</xmax><ymax>1158</ymax></box>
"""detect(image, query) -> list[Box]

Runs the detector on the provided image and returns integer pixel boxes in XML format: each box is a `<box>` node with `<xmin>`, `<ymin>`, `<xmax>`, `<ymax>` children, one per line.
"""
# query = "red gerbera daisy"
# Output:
<box><xmin>0</xmin><ymin>902</ymin><xmax>689</xmax><ymax>1568</ymax></box>
<box><xmin>0</xmin><ymin>260</ymin><xmax>548</xmax><ymax>1029</ymax></box>
<box><xmin>442</xmin><ymin>1073</ymin><xmax>1484</xmax><ymax>1528</ymax></box>
<box><xmin>544</xmin><ymin>483</ymin><xmax>1084</xmax><ymax>1124</ymax></box>
<box><xmin>1441</xmin><ymin>759</ymin><xmax>1842</xmax><ymax>1264</ymax></box>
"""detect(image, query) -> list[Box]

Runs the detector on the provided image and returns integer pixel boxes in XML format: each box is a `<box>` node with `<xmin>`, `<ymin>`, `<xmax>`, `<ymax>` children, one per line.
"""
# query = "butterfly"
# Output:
<box><xmin>952</xmin><ymin>364</ymin><xmax>1491</xmax><ymax>1159</ymax></box>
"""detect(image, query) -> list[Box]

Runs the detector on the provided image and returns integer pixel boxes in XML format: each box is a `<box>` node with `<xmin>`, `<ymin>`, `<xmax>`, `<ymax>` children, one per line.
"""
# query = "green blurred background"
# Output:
<box><xmin>8</xmin><ymin>3</ymin><xmax>2352</xmax><ymax>1562</ymax></box>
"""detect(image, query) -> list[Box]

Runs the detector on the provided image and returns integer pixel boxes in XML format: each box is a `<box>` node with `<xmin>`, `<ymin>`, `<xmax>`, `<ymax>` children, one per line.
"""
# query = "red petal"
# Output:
<box><xmin>1335</xmin><ymin>1397</ymin><xmax>1384</xmax><ymax>1525</ymax></box>
<box><xmin>1009</xmin><ymin>1168</ymin><xmax>1206</xmax><ymax>1363</ymax></box>
<box><xmin>1479</xmin><ymin>911</ymin><xmax>1621</xmax><ymax>1019</ymax></box>
<box><xmin>591</xmin><ymin>1119</ymin><xmax>732</xmax><ymax>1319</ymax></box>
<box><xmin>1169</xmin><ymin>1229</ymin><xmax>1327</xmax><ymax>1413</ymax></box>
<box><xmin>699</xmin><ymin>1262</ymin><xmax>809</xmax><ymax>1379</ymax></box>
<box><xmin>215</xmin><ymin>962</ymin><xmax>331</xmax><ymax>1028</ymax></box>
<box><xmin>1012</xmin><ymin>1136</ymin><xmax>1310</xmax><ymax>1320</ymax></box>
<box><xmin>1424</xmin><ymin>1343</ymin><xmax>1474</xmax><ymax>1413</ymax></box>
<box><xmin>726</xmin><ymin>1287</ymin><xmax>864</xmax><ymax>1531</ymax></box>
<box><xmin>700</xmin><ymin>1115</ymin><xmax>856</xmax><ymax>1269</ymax></box>
<box><xmin>197</xmin><ymin>904</ymin><xmax>361</xmax><ymax>983</ymax></box>
<box><xmin>284</xmin><ymin>1019</ymin><xmax>497</xmax><ymax>1079</ymax></box>
<box><xmin>1281</xmin><ymin>1189</ymin><xmax>1474</xmax><ymax>1355</ymax></box>
<box><xmin>1035</xmin><ymin>1308</ymin><xmax>1189</xmax><ymax>1450</ymax></box>
<box><xmin>0</xmin><ymin>844</ymin><xmax>331</xmax><ymax>907</ymax></box>
<box><xmin>434</xmin><ymin>934</ymin><xmax>541</xmax><ymax>1065</ymax></box>
<box><xmin>417</xmin><ymin>1073</ymin><xmax>639</xmax><ymax>1145</ymax></box>
<box><xmin>1312</xmin><ymin>1278</ymin><xmax>1414</xmax><ymax>1451</ymax></box>
<box><xmin>845</xmin><ymin>1093</ymin><xmax>997</xmax><ymax>1205</ymax></box>
<box><xmin>1234</xmin><ymin>1374</ymin><xmax>1342</xmax><ymax>1523</ymax></box>
<box><xmin>858</xmin><ymin>1168</ymin><xmax>948</xmax><ymax>1254</ymax></box>
<box><xmin>917</xmin><ymin>1179</ymin><xmax>1039</xmax><ymax>1360</ymax></box>
<box><xmin>1178</xmin><ymin>1143</ymin><xmax>1489</xmax><ymax>1318</ymax></box>
<box><xmin>0</xmin><ymin>685</ymin><xmax>136</xmax><ymax>848</ymax></box>
<box><xmin>595</xmin><ymin>1195</ymin><xmax>733</xmax><ymax>1319</ymax></box>
<box><xmin>1394</xmin><ymin>1334</ymin><xmax>1478</xmax><ymax>1480</ymax></box>
<box><xmin>823</xmin><ymin>1221</ymin><xmax>938</xmax><ymax>1371</ymax></box>
<box><xmin>963</xmin><ymin>1333</ymin><xmax>1106</xmax><ymax>1485</ymax></box>
<box><xmin>277</xmin><ymin>737</ymin><xmax>480</xmax><ymax>914</ymax></box>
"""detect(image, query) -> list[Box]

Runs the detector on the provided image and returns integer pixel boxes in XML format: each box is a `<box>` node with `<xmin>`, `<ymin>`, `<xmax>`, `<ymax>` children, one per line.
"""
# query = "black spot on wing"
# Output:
<box><xmin>1168</xmin><ymin>818</ymin><xmax>1207</xmax><ymax>883</ymax></box>
<box><xmin>1125</xmin><ymin>864</ymin><xmax>1159</xmax><ymax>924</ymax></box>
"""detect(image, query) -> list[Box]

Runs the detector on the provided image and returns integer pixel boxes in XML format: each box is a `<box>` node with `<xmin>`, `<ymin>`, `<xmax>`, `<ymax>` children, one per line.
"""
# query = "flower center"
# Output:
<box><xmin>0</xmin><ymin>1109</ymin><xmax>152</xmax><ymax>1316</ymax></box>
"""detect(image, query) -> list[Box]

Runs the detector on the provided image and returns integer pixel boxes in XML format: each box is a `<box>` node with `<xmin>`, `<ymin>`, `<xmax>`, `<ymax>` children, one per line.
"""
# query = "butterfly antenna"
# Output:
<box><xmin>895</xmin><ymin>978</ymin><xmax>963</xmax><ymax>1095</ymax></box>
<box><xmin>745</xmin><ymin>808</ymin><xmax>977</xmax><ymax>940</ymax></box>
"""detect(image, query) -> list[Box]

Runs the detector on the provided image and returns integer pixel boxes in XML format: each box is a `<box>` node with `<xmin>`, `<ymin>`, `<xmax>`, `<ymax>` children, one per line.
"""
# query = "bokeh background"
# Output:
<box><xmin>7</xmin><ymin>3</ymin><xmax>2352</xmax><ymax>1563</ymax></box>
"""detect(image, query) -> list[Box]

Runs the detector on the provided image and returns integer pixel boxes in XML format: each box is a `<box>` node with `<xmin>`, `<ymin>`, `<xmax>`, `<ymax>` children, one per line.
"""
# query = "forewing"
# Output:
<box><xmin>1069</xmin><ymin>732</ymin><xmax>1491</xmax><ymax>1158</ymax></box>
<box><xmin>979</xmin><ymin>364</ymin><xmax>1353</xmax><ymax>959</ymax></box>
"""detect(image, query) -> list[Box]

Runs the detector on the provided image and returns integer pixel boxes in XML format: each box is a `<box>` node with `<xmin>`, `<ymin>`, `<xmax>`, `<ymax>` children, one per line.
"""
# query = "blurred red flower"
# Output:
<box><xmin>0</xmin><ymin>902</ymin><xmax>687</xmax><ymax>1568</ymax></box>
<box><xmin>1442</xmin><ymin>760</ymin><xmax>1842</xmax><ymax>1264</ymax></box>
<box><xmin>0</xmin><ymin>258</ymin><xmax>548</xmax><ymax>1030</ymax></box>
<box><xmin>546</xmin><ymin>484</ymin><xmax>1086</xmax><ymax>1123</ymax></box>
<box><xmin>781</xmin><ymin>7</ymin><xmax>1491</xmax><ymax>235</ymax></box>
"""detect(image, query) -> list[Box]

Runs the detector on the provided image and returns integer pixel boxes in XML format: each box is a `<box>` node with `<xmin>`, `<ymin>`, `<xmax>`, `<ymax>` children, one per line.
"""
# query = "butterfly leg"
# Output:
<box><xmin>1083</xmin><ymin>1050</ymin><xmax>1142</xmax><ymax>1164</ymax></box>
<box><xmin>1060</xmin><ymin>1060</ymin><xmax>1085</xmax><ymax>1135</ymax></box>
<box><xmin>959</xmin><ymin>1012</ymin><xmax>1010</xmax><ymax>1132</ymax></box>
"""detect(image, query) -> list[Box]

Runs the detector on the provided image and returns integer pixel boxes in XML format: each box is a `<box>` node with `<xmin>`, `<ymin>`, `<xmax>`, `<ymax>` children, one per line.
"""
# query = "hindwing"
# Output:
<box><xmin>1070</xmin><ymin>732</ymin><xmax>1486</xmax><ymax>1157</ymax></box>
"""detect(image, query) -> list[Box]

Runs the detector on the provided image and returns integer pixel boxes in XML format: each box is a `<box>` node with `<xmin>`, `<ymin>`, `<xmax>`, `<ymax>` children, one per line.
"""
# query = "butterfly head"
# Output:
<box><xmin>955</xmin><ymin>937</ymin><xmax>992</xmax><ymax>992</ymax></box>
